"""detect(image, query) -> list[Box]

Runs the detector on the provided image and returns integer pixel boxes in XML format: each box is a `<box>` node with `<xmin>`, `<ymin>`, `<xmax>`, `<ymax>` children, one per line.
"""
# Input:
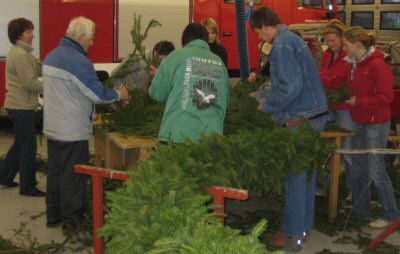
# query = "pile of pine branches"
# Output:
<box><xmin>99</xmin><ymin>123</ymin><xmax>332</xmax><ymax>253</ymax></box>
<box><xmin>94</xmin><ymin>14</ymin><xmax>333</xmax><ymax>254</ymax></box>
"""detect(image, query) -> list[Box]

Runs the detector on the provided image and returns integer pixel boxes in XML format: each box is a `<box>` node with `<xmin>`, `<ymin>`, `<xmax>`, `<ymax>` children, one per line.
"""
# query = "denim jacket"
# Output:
<box><xmin>261</xmin><ymin>25</ymin><xmax>327</xmax><ymax>124</ymax></box>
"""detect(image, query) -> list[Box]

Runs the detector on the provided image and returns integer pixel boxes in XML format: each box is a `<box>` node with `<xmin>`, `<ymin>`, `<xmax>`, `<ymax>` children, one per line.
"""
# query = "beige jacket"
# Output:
<box><xmin>4</xmin><ymin>40</ymin><xmax>43</xmax><ymax>110</ymax></box>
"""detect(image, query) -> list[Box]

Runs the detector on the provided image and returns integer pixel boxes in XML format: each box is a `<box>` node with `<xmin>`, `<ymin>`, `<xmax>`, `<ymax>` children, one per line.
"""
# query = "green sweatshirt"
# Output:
<box><xmin>4</xmin><ymin>40</ymin><xmax>42</xmax><ymax>110</ymax></box>
<box><xmin>149</xmin><ymin>39</ymin><xmax>229</xmax><ymax>143</ymax></box>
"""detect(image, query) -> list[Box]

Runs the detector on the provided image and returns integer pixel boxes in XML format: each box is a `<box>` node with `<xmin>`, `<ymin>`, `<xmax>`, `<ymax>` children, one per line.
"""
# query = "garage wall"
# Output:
<box><xmin>118</xmin><ymin>0</ymin><xmax>189</xmax><ymax>59</ymax></box>
<box><xmin>0</xmin><ymin>0</ymin><xmax>40</xmax><ymax>107</ymax></box>
<box><xmin>338</xmin><ymin>0</ymin><xmax>400</xmax><ymax>42</ymax></box>
<box><xmin>0</xmin><ymin>0</ymin><xmax>40</xmax><ymax>58</ymax></box>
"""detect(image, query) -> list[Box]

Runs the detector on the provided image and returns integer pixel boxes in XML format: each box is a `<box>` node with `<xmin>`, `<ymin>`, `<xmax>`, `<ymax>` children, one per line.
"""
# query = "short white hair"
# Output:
<box><xmin>65</xmin><ymin>16</ymin><xmax>95</xmax><ymax>40</ymax></box>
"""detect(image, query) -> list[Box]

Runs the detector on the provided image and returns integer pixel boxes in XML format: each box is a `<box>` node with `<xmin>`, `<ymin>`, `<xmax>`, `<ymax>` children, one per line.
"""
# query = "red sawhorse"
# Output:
<box><xmin>74</xmin><ymin>164</ymin><xmax>249</xmax><ymax>254</ymax></box>
<box><xmin>367</xmin><ymin>219</ymin><xmax>400</xmax><ymax>250</ymax></box>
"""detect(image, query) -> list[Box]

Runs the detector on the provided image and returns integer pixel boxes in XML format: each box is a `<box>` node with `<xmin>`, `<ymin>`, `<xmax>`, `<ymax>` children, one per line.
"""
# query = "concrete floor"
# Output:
<box><xmin>0</xmin><ymin>130</ymin><xmax>93</xmax><ymax>253</ymax></box>
<box><xmin>0</xmin><ymin>129</ymin><xmax>399</xmax><ymax>254</ymax></box>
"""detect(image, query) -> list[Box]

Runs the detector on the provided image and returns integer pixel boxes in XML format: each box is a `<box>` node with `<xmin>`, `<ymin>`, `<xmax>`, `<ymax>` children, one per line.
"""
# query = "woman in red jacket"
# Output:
<box><xmin>319</xmin><ymin>19</ymin><xmax>353</xmax><ymax>196</ymax></box>
<box><xmin>344</xmin><ymin>26</ymin><xmax>397</xmax><ymax>228</ymax></box>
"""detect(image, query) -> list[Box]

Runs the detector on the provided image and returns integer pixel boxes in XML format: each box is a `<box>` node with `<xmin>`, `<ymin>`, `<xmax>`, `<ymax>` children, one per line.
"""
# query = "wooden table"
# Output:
<box><xmin>94</xmin><ymin>131</ymin><xmax>157</xmax><ymax>170</ymax></box>
<box><xmin>387</xmin><ymin>135</ymin><xmax>400</xmax><ymax>148</ymax></box>
<box><xmin>322</xmin><ymin>132</ymin><xmax>400</xmax><ymax>221</ymax></box>
<box><xmin>321</xmin><ymin>131</ymin><xmax>355</xmax><ymax>221</ymax></box>
<box><xmin>92</xmin><ymin>128</ymin><xmax>394</xmax><ymax>221</ymax></box>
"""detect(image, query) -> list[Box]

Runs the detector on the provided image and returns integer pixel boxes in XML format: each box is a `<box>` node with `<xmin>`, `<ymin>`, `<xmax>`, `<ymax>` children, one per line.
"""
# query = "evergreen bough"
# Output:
<box><xmin>325</xmin><ymin>84</ymin><xmax>354</xmax><ymax>106</ymax></box>
<box><xmin>99</xmin><ymin>124</ymin><xmax>332</xmax><ymax>253</ymax></box>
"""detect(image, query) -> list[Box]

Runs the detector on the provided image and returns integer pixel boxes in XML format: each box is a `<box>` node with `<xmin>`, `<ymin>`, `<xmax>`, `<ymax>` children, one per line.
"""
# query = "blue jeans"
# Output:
<box><xmin>0</xmin><ymin>109</ymin><xmax>38</xmax><ymax>193</ymax></box>
<box><xmin>351</xmin><ymin>122</ymin><xmax>398</xmax><ymax>221</ymax></box>
<box><xmin>281</xmin><ymin>115</ymin><xmax>327</xmax><ymax>238</ymax></box>
<box><xmin>329</xmin><ymin>110</ymin><xmax>354</xmax><ymax>193</ymax></box>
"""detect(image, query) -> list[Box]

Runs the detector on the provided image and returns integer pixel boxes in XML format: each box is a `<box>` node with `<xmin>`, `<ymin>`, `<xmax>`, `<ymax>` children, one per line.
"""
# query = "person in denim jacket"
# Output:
<box><xmin>250</xmin><ymin>7</ymin><xmax>328</xmax><ymax>252</ymax></box>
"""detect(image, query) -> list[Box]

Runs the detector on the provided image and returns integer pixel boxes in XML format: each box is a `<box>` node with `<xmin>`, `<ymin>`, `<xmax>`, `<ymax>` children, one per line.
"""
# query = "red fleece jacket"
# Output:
<box><xmin>349</xmin><ymin>48</ymin><xmax>394</xmax><ymax>124</ymax></box>
<box><xmin>319</xmin><ymin>49</ymin><xmax>352</xmax><ymax>110</ymax></box>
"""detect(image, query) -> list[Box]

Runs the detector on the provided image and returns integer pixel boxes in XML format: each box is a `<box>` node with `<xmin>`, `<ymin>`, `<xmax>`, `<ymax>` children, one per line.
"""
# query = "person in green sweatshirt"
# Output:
<box><xmin>149</xmin><ymin>23</ymin><xmax>229</xmax><ymax>143</ymax></box>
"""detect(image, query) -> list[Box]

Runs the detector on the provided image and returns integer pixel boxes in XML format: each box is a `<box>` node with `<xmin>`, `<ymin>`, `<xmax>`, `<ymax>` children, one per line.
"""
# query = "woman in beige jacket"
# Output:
<box><xmin>0</xmin><ymin>18</ymin><xmax>45</xmax><ymax>196</ymax></box>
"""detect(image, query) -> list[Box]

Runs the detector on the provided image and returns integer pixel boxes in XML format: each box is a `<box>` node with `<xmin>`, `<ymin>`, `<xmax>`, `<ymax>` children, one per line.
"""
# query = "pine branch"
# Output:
<box><xmin>325</xmin><ymin>84</ymin><xmax>354</xmax><ymax>105</ymax></box>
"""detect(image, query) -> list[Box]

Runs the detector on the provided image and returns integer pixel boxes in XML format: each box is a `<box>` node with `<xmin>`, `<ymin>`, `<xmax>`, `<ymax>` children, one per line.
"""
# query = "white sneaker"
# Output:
<box><xmin>369</xmin><ymin>218</ymin><xmax>392</xmax><ymax>229</ymax></box>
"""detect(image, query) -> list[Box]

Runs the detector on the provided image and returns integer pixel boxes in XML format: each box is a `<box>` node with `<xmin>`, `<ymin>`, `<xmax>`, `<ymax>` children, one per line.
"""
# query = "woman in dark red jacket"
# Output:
<box><xmin>343</xmin><ymin>26</ymin><xmax>397</xmax><ymax>229</ymax></box>
<box><xmin>319</xmin><ymin>20</ymin><xmax>353</xmax><ymax>196</ymax></box>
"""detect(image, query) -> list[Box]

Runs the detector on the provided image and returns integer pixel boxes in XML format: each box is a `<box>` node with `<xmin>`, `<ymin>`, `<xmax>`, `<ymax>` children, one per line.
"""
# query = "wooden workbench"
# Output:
<box><xmin>322</xmin><ymin>131</ymin><xmax>400</xmax><ymax>221</ymax></box>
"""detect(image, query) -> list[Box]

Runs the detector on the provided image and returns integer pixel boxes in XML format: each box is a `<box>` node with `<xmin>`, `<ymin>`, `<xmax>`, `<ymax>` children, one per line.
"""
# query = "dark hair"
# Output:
<box><xmin>181</xmin><ymin>23</ymin><xmax>208</xmax><ymax>47</ymax></box>
<box><xmin>153</xmin><ymin>40</ymin><xmax>175</xmax><ymax>56</ymax></box>
<box><xmin>250</xmin><ymin>7</ymin><xmax>281</xmax><ymax>29</ymax></box>
<box><xmin>8</xmin><ymin>18</ymin><xmax>34</xmax><ymax>44</ymax></box>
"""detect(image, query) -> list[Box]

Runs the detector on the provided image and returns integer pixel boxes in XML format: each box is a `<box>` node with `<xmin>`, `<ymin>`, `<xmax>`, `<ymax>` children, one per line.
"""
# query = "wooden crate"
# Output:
<box><xmin>94</xmin><ymin>130</ymin><xmax>106</xmax><ymax>168</ymax></box>
<box><xmin>93</xmin><ymin>131</ymin><xmax>157</xmax><ymax>170</ymax></box>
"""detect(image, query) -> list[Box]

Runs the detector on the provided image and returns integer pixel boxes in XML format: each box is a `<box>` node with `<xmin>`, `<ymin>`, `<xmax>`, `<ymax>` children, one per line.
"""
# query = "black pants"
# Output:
<box><xmin>46</xmin><ymin>139</ymin><xmax>89</xmax><ymax>223</ymax></box>
<box><xmin>0</xmin><ymin>109</ymin><xmax>37</xmax><ymax>193</ymax></box>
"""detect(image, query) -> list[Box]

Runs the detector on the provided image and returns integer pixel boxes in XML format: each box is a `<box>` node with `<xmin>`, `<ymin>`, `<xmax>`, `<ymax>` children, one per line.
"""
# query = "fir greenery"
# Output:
<box><xmin>102</xmin><ymin>14</ymin><xmax>161</xmax><ymax>88</ymax></box>
<box><xmin>150</xmin><ymin>219</ymin><xmax>269</xmax><ymax>254</ymax></box>
<box><xmin>97</xmin><ymin>89</ymin><xmax>164</xmax><ymax>137</ymax></box>
<box><xmin>223</xmin><ymin>81</ymin><xmax>277</xmax><ymax>135</ymax></box>
<box><xmin>99</xmin><ymin>124</ymin><xmax>332</xmax><ymax>253</ymax></box>
<box><xmin>325</xmin><ymin>84</ymin><xmax>354</xmax><ymax>106</ymax></box>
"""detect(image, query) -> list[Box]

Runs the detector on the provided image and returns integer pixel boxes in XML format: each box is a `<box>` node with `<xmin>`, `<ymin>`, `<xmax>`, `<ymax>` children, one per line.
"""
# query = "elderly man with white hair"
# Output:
<box><xmin>42</xmin><ymin>16</ymin><xmax>129</xmax><ymax>230</ymax></box>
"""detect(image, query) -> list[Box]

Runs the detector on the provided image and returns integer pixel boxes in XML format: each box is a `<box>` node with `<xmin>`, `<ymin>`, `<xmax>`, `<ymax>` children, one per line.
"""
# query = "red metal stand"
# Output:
<box><xmin>74</xmin><ymin>165</ymin><xmax>249</xmax><ymax>254</ymax></box>
<box><xmin>75</xmin><ymin>165</ymin><xmax>128</xmax><ymax>254</ymax></box>
<box><xmin>206</xmin><ymin>186</ymin><xmax>248</xmax><ymax>224</ymax></box>
<box><xmin>367</xmin><ymin>219</ymin><xmax>400</xmax><ymax>250</ymax></box>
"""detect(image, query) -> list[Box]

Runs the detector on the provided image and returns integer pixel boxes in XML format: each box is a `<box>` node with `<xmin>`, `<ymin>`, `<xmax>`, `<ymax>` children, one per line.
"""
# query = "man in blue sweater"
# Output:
<box><xmin>42</xmin><ymin>16</ymin><xmax>129</xmax><ymax>230</ymax></box>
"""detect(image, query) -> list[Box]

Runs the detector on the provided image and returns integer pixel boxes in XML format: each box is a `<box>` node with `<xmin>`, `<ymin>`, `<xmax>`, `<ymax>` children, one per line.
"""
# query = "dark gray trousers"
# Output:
<box><xmin>0</xmin><ymin>109</ymin><xmax>37</xmax><ymax>193</ymax></box>
<box><xmin>46</xmin><ymin>139</ymin><xmax>88</xmax><ymax>222</ymax></box>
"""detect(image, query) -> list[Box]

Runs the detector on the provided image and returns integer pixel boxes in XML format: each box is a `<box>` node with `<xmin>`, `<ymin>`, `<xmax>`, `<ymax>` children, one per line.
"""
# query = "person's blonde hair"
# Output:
<box><xmin>322</xmin><ymin>19</ymin><xmax>347</xmax><ymax>37</ymax></box>
<box><xmin>344</xmin><ymin>26</ymin><xmax>376</xmax><ymax>49</ymax></box>
<box><xmin>201</xmin><ymin>18</ymin><xmax>220</xmax><ymax>44</ymax></box>
<box><xmin>66</xmin><ymin>16</ymin><xmax>95</xmax><ymax>41</ymax></box>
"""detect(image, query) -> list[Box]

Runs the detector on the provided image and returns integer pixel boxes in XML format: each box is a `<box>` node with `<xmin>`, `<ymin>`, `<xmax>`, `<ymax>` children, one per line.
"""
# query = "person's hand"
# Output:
<box><xmin>250</xmin><ymin>91</ymin><xmax>257</xmax><ymax>98</ymax></box>
<box><xmin>118</xmin><ymin>85</ymin><xmax>130</xmax><ymax>104</ymax></box>
<box><xmin>150</xmin><ymin>65</ymin><xmax>158</xmax><ymax>77</ymax></box>
<box><xmin>247</xmin><ymin>72</ymin><xmax>257</xmax><ymax>83</ymax></box>
<box><xmin>345</xmin><ymin>96</ymin><xmax>356</xmax><ymax>106</ymax></box>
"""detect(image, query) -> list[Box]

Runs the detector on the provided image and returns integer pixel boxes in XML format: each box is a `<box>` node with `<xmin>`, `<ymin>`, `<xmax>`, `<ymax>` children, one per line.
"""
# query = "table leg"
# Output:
<box><xmin>139</xmin><ymin>148</ymin><xmax>150</xmax><ymax>161</ymax></box>
<box><xmin>105</xmin><ymin>135</ymin><xmax>111</xmax><ymax>169</ymax></box>
<box><xmin>329</xmin><ymin>137</ymin><xmax>342</xmax><ymax>221</ymax></box>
